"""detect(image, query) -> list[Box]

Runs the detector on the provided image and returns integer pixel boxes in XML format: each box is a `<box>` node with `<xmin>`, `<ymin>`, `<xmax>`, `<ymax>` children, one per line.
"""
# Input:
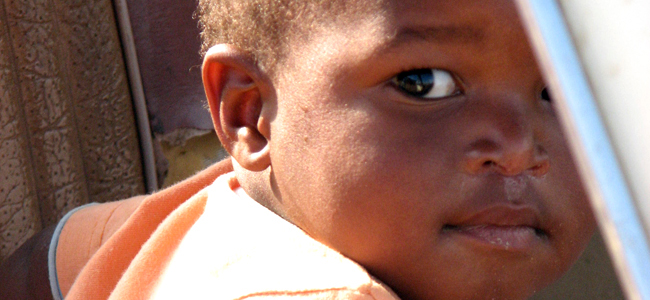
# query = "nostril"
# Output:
<box><xmin>472</xmin><ymin>157</ymin><xmax>548</xmax><ymax>177</ymax></box>
<box><xmin>463</xmin><ymin>140</ymin><xmax>548</xmax><ymax>176</ymax></box>
<box><xmin>529</xmin><ymin>161</ymin><xmax>551</xmax><ymax>176</ymax></box>
<box><xmin>540</xmin><ymin>87</ymin><xmax>552</xmax><ymax>102</ymax></box>
<box><xmin>483</xmin><ymin>161</ymin><xmax>495</xmax><ymax>167</ymax></box>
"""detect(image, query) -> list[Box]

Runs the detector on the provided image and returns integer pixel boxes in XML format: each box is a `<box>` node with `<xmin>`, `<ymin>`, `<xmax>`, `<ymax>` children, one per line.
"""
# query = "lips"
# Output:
<box><xmin>442</xmin><ymin>205</ymin><xmax>547</xmax><ymax>252</ymax></box>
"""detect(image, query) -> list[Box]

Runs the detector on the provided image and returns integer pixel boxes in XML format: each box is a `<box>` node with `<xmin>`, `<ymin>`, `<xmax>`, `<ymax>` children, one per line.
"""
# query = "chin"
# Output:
<box><xmin>383</xmin><ymin>251</ymin><xmax>570</xmax><ymax>300</ymax></box>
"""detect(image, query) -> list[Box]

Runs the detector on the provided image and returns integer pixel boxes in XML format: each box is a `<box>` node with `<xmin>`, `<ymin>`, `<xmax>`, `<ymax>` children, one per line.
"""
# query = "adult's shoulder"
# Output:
<box><xmin>0</xmin><ymin>195</ymin><xmax>145</xmax><ymax>300</ymax></box>
<box><xmin>0</xmin><ymin>158</ymin><xmax>234</xmax><ymax>300</ymax></box>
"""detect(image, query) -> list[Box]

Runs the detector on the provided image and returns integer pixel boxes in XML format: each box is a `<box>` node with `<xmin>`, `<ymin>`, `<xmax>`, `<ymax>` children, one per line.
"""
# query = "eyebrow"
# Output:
<box><xmin>384</xmin><ymin>25</ymin><xmax>485</xmax><ymax>49</ymax></box>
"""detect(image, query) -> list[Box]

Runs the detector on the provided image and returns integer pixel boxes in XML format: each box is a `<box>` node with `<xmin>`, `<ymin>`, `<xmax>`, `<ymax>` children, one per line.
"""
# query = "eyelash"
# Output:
<box><xmin>391</xmin><ymin>68</ymin><xmax>462</xmax><ymax>102</ymax></box>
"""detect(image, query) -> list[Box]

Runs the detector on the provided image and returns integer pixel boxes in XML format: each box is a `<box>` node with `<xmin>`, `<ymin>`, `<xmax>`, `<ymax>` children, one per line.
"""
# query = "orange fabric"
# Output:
<box><xmin>60</xmin><ymin>157</ymin><xmax>398</xmax><ymax>299</ymax></box>
<box><xmin>108</xmin><ymin>185</ymin><xmax>211</xmax><ymax>299</ymax></box>
<box><xmin>63</xmin><ymin>158</ymin><xmax>233</xmax><ymax>299</ymax></box>
<box><xmin>145</xmin><ymin>174</ymin><xmax>399</xmax><ymax>300</ymax></box>
<box><xmin>56</xmin><ymin>195</ymin><xmax>146</xmax><ymax>295</ymax></box>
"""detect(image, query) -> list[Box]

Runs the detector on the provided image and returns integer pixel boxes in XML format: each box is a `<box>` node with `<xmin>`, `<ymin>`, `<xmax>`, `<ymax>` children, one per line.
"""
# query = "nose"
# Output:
<box><xmin>461</xmin><ymin>99</ymin><xmax>550</xmax><ymax>177</ymax></box>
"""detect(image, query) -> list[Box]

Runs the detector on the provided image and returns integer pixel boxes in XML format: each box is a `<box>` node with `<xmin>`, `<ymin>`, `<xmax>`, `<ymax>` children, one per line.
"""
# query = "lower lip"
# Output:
<box><xmin>444</xmin><ymin>225</ymin><xmax>543</xmax><ymax>252</ymax></box>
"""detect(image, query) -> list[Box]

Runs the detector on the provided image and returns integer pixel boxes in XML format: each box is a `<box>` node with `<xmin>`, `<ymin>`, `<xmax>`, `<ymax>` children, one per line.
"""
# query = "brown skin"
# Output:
<box><xmin>0</xmin><ymin>225</ymin><xmax>55</xmax><ymax>300</ymax></box>
<box><xmin>204</xmin><ymin>1</ymin><xmax>596</xmax><ymax>299</ymax></box>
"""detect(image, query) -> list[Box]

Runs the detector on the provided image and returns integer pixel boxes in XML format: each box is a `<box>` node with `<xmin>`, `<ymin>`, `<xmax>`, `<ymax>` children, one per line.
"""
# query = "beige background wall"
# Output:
<box><xmin>0</xmin><ymin>0</ymin><xmax>145</xmax><ymax>261</ymax></box>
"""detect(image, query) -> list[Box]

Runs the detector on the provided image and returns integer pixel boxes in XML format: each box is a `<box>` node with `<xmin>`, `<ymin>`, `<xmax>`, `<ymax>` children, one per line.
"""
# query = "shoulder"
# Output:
<box><xmin>0</xmin><ymin>224</ymin><xmax>56</xmax><ymax>300</ymax></box>
<box><xmin>0</xmin><ymin>195</ymin><xmax>145</xmax><ymax>300</ymax></box>
<box><xmin>67</xmin><ymin>158</ymin><xmax>234</xmax><ymax>300</ymax></box>
<box><xmin>149</xmin><ymin>181</ymin><xmax>401</xmax><ymax>300</ymax></box>
<box><xmin>1</xmin><ymin>158</ymin><xmax>235</xmax><ymax>300</ymax></box>
<box><xmin>54</xmin><ymin>195</ymin><xmax>146</xmax><ymax>296</ymax></box>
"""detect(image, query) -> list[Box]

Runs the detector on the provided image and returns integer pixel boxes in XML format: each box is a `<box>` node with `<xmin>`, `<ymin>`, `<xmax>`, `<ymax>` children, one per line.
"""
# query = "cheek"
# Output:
<box><xmin>279</xmin><ymin>102</ymin><xmax>459</xmax><ymax>260</ymax></box>
<box><xmin>544</xmin><ymin>131</ymin><xmax>597</xmax><ymax>265</ymax></box>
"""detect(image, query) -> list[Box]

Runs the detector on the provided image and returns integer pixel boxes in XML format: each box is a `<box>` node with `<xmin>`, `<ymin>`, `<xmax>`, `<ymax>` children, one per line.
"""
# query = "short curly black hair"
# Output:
<box><xmin>196</xmin><ymin>0</ymin><xmax>382</xmax><ymax>77</ymax></box>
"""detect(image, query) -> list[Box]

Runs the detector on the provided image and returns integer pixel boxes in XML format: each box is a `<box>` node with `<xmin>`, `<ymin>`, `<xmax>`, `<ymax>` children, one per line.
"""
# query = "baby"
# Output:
<box><xmin>0</xmin><ymin>0</ymin><xmax>596</xmax><ymax>299</ymax></box>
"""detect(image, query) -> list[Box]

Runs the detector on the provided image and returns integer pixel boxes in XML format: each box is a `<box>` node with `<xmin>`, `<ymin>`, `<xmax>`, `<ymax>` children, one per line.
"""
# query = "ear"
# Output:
<box><xmin>202</xmin><ymin>44</ymin><xmax>273</xmax><ymax>172</ymax></box>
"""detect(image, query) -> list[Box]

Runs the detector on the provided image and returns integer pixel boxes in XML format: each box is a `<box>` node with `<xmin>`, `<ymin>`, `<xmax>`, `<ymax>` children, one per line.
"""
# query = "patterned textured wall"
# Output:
<box><xmin>0</xmin><ymin>0</ymin><xmax>145</xmax><ymax>261</ymax></box>
<box><xmin>0</xmin><ymin>2</ymin><xmax>42</xmax><ymax>261</ymax></box>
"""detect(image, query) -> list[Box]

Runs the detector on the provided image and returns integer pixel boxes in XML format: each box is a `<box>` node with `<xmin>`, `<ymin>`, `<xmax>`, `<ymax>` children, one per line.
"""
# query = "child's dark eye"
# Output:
<box><xmin>540</xmin><ymin>87</ymin><xmax>552</xmax><ymax>102</ymax></box>
<box><xmin>392</xmin><ymin>68</ymin><xmax>459</xmax><ymax>100</ymax></box>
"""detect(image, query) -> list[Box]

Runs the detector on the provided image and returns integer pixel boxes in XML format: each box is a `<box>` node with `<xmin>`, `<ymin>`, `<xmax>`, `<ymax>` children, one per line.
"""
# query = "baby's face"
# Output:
<box><xmin>267</xmin><ymin>0</ymin><xmax>596</xmax><ymax>299</ymax></box>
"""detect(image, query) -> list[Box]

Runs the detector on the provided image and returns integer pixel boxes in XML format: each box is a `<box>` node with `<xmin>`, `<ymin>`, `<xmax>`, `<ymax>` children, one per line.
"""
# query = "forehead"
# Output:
<box><xmin>387</xmin><ymin>0</ymin><xmax>517</xmax><ymax>22</ymax></box>
<box><xmin>282</xmin><ymin>0</ymin><xmax>531</xmax><ymax>81</ymax></box>
<box><xmin>295</xmin><ymin>0</ymin><xmax>524</xmax><ymax>52</ymax></box>
<box><xmin>311</xmin><ymin>0</ymin><xmax>522</xmax><ymax>41</ymax></box>
<box><xmin>386</xmin><ymin>0</ymin><xmax>518</xmax><ymax>42</ymax></box>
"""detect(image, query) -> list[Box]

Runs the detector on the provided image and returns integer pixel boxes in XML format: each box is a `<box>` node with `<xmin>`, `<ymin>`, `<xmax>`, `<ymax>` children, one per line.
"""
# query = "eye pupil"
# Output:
<box><xmin>396</xmin><ymin>69</ymin><xmax>434</xmax><ymax>97</ymax></box>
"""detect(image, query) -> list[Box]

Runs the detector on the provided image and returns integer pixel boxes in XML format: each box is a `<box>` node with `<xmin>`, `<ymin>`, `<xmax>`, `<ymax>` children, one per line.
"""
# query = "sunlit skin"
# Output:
<box><xmin>203</xmin><ymin>0</ymin><xmax>597</xmax><ymax>299</ymax></box>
